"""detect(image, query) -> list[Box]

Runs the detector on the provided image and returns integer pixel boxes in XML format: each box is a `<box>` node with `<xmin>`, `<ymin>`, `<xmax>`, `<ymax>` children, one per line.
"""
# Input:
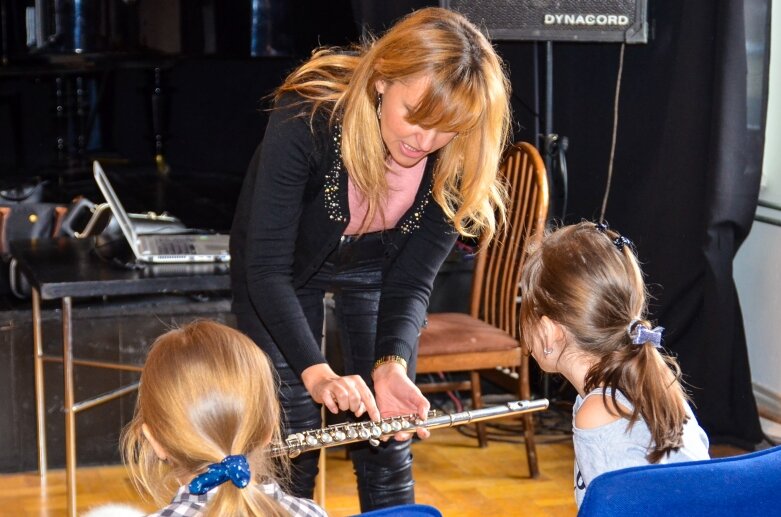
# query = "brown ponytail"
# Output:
<box><xmin>583</xmin><ymin>323</ymin><xmax>690</xmax><ymax>463</ymax></box>
<box><xmin>520</xmin><ymin>222</ymin><xmax>691</xmax><ymax>463</ymax></box>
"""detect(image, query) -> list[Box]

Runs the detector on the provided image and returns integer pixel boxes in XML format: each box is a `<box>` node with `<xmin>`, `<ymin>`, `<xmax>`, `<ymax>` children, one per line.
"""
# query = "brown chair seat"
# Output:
<box><xmin>419</xmin><ymin>313</ymin><xmax>518</xmax><ymax>356</ymax></box>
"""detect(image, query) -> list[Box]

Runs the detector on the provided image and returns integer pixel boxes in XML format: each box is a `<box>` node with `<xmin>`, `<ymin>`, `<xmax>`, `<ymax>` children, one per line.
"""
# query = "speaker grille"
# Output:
<box><xmin>442</xmin><ymin>0</ymin><xmax>648</xmax><ymax>43</ymax></box>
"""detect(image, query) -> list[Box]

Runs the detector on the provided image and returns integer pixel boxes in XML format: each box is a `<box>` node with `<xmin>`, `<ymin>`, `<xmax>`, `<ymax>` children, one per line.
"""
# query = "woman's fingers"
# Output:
<box><xmin>340</xmin><ymin>375</ymin><xmax>380</xmax><ymax>420</ymax></box>
<box><xmin>317</xmin><ymin>375</ymin><xmax>379</xmax><ymax>419</ymax></box>
<box><xmin>351</xmin><ymin>376</ymin><xmax>381</xmax><ymax>421</ymax></box>
<box><xmin>322</xmin><ymin>388</ymin><xmax>341</xmax><ymax>414</ymax></box>
<box><xmin>345</xmin><ymin>383</ymin><xmax>363</xmax><ymax>413</ymax></box>
<box><xmin>326</xmin><ymin>384</ymin><xmax>352</xmax><ymax>414</ymax></box>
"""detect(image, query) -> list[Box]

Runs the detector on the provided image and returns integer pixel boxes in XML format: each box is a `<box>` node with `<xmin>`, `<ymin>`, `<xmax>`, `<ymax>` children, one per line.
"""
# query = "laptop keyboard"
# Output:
<box><xmin>157</xmin><ymin>238</ymin><xmax>197</xmax><ymax>255</ymax></box>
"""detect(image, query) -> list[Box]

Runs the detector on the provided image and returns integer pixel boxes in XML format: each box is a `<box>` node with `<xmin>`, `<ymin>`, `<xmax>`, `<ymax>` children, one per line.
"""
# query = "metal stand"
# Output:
<box><xmin>32</xmin><ymin>287</ymin><xmax>143</xmax><ymax>517</ymax></box>
<box><xmin>313</xmin><ymin>294</ymin><xmax>333</xmax><ymax>508</ymax></box>
<box><xmin>540</xmin><ymin>41</ymin><xmax>569</xmax><ymax>224</ymax></box>
<box><xmin>538</xmin><ymin>42</ymin><xmax>569</xmax><ymax>401</ymax></box>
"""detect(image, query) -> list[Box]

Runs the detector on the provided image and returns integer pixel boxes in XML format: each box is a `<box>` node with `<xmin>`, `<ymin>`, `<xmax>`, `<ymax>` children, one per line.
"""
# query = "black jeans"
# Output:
<box><xmin>235</xmin><ymin>230</ymin><xmax>416</xmax><ymax>512</ymax></box>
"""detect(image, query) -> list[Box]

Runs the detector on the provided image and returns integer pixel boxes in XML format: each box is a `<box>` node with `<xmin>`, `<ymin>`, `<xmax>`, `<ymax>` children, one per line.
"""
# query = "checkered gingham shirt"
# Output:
<box><xmin>148</xmin><ymin>481</ymin><xmax>327</xmax><ymax>517</ymax></box>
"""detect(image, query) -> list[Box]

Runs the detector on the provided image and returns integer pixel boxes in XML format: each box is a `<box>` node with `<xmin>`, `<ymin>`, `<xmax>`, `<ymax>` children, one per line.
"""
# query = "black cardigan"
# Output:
<box><xmin>230</xmin><ymin>94</ymin><xmax>458</xmax><ymax>376</ymax></box>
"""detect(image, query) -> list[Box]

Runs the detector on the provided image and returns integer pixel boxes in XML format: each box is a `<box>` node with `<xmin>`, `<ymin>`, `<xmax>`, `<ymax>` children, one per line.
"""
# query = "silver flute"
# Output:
<box><xmin>270</xmin><ymin>399</ymin><xmax>549</xmax><ymax>458</ymax></box>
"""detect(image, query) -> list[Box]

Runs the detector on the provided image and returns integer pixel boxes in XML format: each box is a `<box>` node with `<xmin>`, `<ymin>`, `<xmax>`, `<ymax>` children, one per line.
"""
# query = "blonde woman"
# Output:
<box><xmin>519</xmin><ymin>222</ymin><xmax>710</xmax><ymax>507</ymax></box>
<box><xmin>120</xmin><ymin>320</ymin><xmax>326</xmax><ymax>517</ymax></box>
<box><xmin>229</xmin><ymin>7</ymin><xmax>511</xmax><ymax>510</ymax></box>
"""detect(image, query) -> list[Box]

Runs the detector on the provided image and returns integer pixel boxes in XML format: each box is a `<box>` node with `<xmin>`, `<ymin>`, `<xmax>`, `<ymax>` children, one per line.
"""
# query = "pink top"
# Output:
<box><xmin>344</xmin><ymin>157</ymin><xmax>427</xmax><ymax>235</ymax></box>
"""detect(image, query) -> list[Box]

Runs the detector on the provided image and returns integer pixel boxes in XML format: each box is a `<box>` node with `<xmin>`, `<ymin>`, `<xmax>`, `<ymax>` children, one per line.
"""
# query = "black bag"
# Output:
<box><xmin>0</xmin><ymin>204</ymin><xmax>67</xmax><ymax>255</ymax></box>
<box><xmin>0</xmin><ymin>202</ymin><xmax>68</xmax><ymax>298</ymax></box>
<box><xmin>0</xmin><ymin>179</ymin><xmax>47</xmax><ymax>204</ymax></box>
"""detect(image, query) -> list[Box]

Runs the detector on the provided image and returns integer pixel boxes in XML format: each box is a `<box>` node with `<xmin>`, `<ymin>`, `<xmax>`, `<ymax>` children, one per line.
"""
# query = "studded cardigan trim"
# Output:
<box><xmin>325</xmin><ymin>123</ymin><xmax>434</xmax><ymax>233</ymax></box>
<box><xmin>325</xmin><ymin>123</ymin><xmax>348</xmax><ymax>223</ymax></box>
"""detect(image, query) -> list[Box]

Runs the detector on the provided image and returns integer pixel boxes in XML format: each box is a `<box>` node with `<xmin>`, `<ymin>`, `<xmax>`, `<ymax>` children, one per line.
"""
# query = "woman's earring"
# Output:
<box><xmin>376</xmin><ymin>94</ymin><xmax>383</xmax><ymax>120</ymax></box>
<box><xmin>543</xmin><ymin>348</ymin><xmax>553</xmax><ymax>357</ymax></box>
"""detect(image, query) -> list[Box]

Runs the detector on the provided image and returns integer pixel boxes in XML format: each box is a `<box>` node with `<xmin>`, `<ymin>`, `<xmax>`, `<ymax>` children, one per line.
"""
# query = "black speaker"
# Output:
<box><xmin>441</xmin><ymin>0</ymin><xmax>648</xmax><ymax>43</ymax></box>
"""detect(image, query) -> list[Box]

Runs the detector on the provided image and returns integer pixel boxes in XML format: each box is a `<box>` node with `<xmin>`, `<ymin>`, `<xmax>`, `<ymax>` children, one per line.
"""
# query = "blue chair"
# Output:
<box><xmin>578</xmin><ymin>445</ymin><xmax>781</xmax><ymax>516</ymax></box>
<box><xmin>354</xmin><ymin>503</ymin><xmax>442</xmax><ymax>516</ymax></box>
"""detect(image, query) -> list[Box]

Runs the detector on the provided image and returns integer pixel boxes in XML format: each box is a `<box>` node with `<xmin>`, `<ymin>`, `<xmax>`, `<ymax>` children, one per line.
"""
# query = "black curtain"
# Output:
<box><xmin>541</xmin><ymin>0</ymin><xmax>764</xmax><ymax>447</ymax></box>
<box><xmin>351</xmin><ymin>0</ymin><xmax>437</xmax><ymax>36</ymax></box>
<box><xmin>351</xmin><ymin>0</ymin><xmax>764</xmax><ymax>447</ymax></box>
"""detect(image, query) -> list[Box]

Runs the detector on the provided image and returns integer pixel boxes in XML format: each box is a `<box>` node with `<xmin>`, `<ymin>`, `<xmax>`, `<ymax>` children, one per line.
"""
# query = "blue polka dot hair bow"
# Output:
<box><xmin>188</xmin><ymin>454</ymin><xmax>251</xmax><ymax>495</ymax></box>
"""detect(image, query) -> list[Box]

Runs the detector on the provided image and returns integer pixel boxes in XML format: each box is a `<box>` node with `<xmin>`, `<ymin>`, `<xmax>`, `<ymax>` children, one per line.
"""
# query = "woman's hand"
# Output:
<box><xmin>301</xmin><ymin>363</ymin><xmax>381</xmax><ymax>421</ymax></box>
<box><xmin>372</xmin><ymin>362</ymin><xmax>431</xmax><ymax>441</ymax></box>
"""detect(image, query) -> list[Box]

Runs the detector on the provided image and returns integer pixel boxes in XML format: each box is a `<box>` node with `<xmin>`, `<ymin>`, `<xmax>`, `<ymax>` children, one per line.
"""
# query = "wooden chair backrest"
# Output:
<box><xmin>469</xmin><ymin>142</ymin><xmax>549</xmax><ymax>339</ymax></box>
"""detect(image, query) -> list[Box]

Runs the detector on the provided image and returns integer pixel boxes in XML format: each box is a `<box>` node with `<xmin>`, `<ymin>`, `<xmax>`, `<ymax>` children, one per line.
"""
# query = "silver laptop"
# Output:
<box><xmin>93</xmin><ymin>161</ymin><xmax>230</xmax><ymax>264</ymax></box>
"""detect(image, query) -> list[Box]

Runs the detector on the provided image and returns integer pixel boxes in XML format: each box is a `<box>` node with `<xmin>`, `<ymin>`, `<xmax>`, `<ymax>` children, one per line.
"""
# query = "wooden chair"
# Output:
<box><xmin>416</xmin><ymin>141</ymin><xmax>549</xmax><ymax>478</ymax></box>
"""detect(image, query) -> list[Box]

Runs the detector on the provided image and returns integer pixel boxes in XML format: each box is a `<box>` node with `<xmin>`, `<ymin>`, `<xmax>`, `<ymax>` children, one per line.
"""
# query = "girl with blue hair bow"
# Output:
<box><xmin>119</xmin><ymin>320</ymin><xmax>326</xmax><ymax>517</ymax></box>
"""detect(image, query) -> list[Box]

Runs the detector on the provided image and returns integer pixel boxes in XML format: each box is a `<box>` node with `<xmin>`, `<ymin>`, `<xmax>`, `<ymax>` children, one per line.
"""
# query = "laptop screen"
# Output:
<box><xmin>92</xmin><ymin>161</ymin><xmax>141</xmax><ymax>256</ymax></box>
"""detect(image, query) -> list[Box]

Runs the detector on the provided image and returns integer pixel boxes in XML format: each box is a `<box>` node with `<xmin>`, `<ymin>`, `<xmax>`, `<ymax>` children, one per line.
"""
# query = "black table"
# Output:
<box><xmin>10</xmin><ymin>237</ymin><xmax>230</xmax><ymax>517</ymax></box>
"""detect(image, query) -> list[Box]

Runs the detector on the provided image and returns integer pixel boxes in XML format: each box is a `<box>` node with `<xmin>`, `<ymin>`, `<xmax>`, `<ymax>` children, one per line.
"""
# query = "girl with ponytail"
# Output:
<box><xmin>120</xmin><ymin>320</ymin><xmax>326</xmax><ymax>517</ymax></box>
<box><xmin>519</xmin><ymin>222</ymin><xmax>710</xmax><ymax>508</ymax></box>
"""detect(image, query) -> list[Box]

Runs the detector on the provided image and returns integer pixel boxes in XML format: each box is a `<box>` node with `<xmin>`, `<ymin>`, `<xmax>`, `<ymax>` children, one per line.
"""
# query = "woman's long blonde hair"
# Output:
<box><xmin>520</xmin><ymin>222</ymin><xmax>690</xmax><ymax>463</ymax></box>
<box><xmin>120</xmin><ymin>320</ymin><xmax>289</xmax><ymax>516</ymax></box>
<box><xmin>276</xmin><ymin>7</ymin><xmax>511</xmax><ymax>241</ymax></box>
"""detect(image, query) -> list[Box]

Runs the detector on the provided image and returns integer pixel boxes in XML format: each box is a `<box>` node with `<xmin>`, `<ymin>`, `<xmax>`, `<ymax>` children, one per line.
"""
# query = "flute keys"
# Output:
<box><xmin>269</xmin><ymin>403</ymin><xmax>544</xmax><ymax>457</ymax></box>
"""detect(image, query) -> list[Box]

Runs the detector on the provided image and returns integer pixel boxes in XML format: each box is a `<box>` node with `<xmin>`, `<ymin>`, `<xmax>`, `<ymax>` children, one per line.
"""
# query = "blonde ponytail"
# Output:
<box><xmin>121</xmin><ymin>321</ymin><xmax>292</xmax><ymax>516</ymax></box>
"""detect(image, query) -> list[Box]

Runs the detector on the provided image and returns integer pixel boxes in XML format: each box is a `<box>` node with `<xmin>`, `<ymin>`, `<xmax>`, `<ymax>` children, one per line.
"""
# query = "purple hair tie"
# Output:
<box><xmin>627</xmin><ymin>319</ymin><xmax>664</xmax><ymax>348</ymax></box>
<box><xmin>188</xmin><ymin>454</ymin><xmax>251</xmax><ymax>495</ymax></box>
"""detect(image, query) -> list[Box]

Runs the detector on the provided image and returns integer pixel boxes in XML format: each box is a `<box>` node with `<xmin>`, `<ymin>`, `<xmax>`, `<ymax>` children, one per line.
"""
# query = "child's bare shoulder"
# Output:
<box><xmin>575</xmin><ymin>393</ymin><xmax>630</xmax><ymax>429</ymax></box>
